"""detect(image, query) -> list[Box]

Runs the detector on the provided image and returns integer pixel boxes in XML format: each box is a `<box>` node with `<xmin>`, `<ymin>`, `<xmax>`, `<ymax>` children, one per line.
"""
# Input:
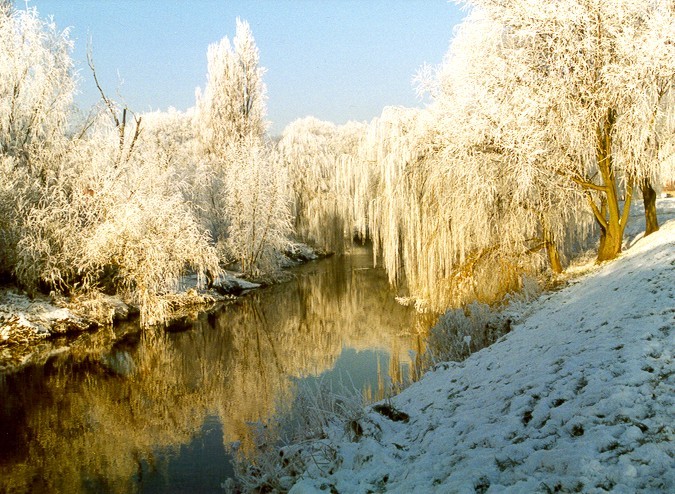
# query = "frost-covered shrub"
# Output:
<box><xmin>228</xmin><ymin>379</ymin><xmax>364</xmax><ymax>493</ymax></box>
<box><xmin>77</xmin><ymin>119</ymin><xmax>220</xmax><ymax>325</ymax></box>
<box><xmin>0</xmin><ymin>158</ymin><xmax>29</xmax><ymax>276</ymax></box>
<box><xmin>425</xmin><ymin>301</ymin><xmax>512</xmax><ymax>365</ymax></box>
<box><xmin>7</xmin><ymin>108</ymin><xmax>220</xmax><ymax>326</ymax></box>
<box><xmin>136</xmin><ymin>108</ymin><xmax>197</xmax><ymax>174</ymax></box>
<box><xmin>0</xmin><ymin>4</ymin><xmax>75</xmax><ymax>278</ymax></box>
<box><xmin>84</xmin><ymin>189</ymin><xmax>219</xmax><ymax>326</ymax></box>
<box><xmin>0</xmin><ymin>2</ymin><xmax>221</xmax><ymax>325</ymax></box>
<box><xmin>221</xmin><ymin>144</ymin><xmax>292</xmax><ymax>276</ymax></box>
<box><xmin>13</xmin><ymin>173</ymin><xmax>98</xmax><ymax>294</ymax></box>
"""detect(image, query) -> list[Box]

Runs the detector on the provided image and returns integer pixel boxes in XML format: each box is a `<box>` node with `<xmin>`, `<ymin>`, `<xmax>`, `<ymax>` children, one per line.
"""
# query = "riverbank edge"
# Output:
<box><xmin>0</xmin><ymin>242</ymin><xmax>327</xmax><ymax>374</ymax></box>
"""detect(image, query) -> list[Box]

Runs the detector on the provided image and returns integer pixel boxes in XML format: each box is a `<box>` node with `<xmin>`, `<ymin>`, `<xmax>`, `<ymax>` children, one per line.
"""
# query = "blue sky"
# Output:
<box><xmin>27</xmin><ymin>1</ymin><xmax>465</xmax><ymax>135</ymax></box>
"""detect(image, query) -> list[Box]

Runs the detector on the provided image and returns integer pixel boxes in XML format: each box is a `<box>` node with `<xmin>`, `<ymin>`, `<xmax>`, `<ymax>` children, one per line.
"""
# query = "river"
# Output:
<box><xmin>0</xmin><ymin>245</ymin><xmax>435</xmax><ymax>493</ymax></box>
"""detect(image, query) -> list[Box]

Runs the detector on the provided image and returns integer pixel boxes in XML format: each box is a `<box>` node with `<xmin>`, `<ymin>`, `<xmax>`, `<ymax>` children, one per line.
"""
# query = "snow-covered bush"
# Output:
<box><xmin>0</xmin><ymin>4</ymin><xmax>221</xmax><ymax>325</ymax></box>
<box><xmin>228</xmin><ymin>379</ymin><xmax>365</xmax><ymax>493</ymax></box>
<box><xmin>0</xmin><ymin>157</ymin><xmax>30</xmax><ymax>276</ymax></box>
<box><xmin>0</xmin><ymin>4</ymin><xmax>75</xmax><ymax>279</ymax></box>
<box><xmin>425</xmin><ymin>301</ymin><xmax>512</xmax><ymax>365</ymax></box>
<box><xmin>10</xmin><ymin>112</ymin><xmax>220</xmax><ymax>325</ymax></box>
<box><xmin>220</xmin><ymin>143</ymin><xmax>292</xmax><ymax>276</ymax></box>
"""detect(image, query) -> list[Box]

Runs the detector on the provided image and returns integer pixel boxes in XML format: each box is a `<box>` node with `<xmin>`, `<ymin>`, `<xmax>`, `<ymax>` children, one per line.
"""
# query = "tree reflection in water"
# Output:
<box><xmin>0</xmin><ymin>246</ymin><xmax>434</xmax><ymax>493</ymax></box>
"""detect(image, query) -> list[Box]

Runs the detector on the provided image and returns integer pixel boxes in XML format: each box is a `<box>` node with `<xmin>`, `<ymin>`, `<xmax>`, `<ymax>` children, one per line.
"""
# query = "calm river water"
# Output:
<box><xmin>0</xmin><ymin>245</ymin><xmax>434</xmax><ymax>493</ymax></box>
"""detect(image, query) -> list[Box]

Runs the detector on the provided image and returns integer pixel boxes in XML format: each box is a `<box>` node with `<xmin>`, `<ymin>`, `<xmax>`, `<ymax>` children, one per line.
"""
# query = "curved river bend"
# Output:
<box><xmin>0</xmin><ymin>245</ymin><xmax>434</xmax><ymax>493</ymax></box>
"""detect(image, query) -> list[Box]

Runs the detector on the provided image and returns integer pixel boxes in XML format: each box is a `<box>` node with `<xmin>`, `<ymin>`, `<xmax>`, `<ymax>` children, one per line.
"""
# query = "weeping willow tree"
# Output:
<box><xmin>278</xmin><ymin>117</ymin><xmax>366</xmax><ymax>253</ymax></box>
<box><xmin>357</xmin><ymin>0</ymin><xmax>674</xmax><ymax>312</ymax></box>
<box><xmin>454</xmin><ymin>0</ymin><xmax>675</xmax><ymax>261</ymax></box>
<box><xmin>356</xmin><ymin>8</ymin><xmax>600</xmax><ymax>311</ymax></box>
<box><xmin>431</xmin><ymin>7</ymin><xmax>595</xmax><ymax>273</ymax></box>
<box><xmin>357</xmin><ymin>107</ymin><xmax>425</xmax><ymax>286</ymax></box>
<box><xmin>358</xmin><ymin>105</ymin><xmax>572</xmax><ymax>312</ymax></box>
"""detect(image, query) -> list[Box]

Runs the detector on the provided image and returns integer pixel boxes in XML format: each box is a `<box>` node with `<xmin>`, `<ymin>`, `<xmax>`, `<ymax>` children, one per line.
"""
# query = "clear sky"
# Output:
<box><xmin>26</xmin><ymin>0</ymin><xmax>466</xmax><ymax>135</ymax></box>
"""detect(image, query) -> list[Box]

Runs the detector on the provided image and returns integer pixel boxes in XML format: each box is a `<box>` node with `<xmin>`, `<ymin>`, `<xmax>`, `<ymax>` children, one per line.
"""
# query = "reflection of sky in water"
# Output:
<box><xmin>298</xmin><ymin>347</ymin><xmax>411</xmax><ymax>398</ymax></box>
<box><xmin>136</xmin><ymin>417</ymin><xmax>234</xmax><ymax>494</ymax></box>
<box><xmin>0</xmin><ymin>246</ymin><xmax>432</xmax><ymax>493</ymax></box>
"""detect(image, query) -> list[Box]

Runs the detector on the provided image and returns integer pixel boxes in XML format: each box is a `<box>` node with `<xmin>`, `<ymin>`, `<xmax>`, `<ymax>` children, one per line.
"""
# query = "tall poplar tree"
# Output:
<box><xmin>195</xmin><ymin>18</ymin><xmax>290</xmax><ymax>276</ymax></box>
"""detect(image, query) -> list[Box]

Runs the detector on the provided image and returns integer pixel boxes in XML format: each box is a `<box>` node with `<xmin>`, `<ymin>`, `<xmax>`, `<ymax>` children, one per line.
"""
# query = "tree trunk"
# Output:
<box><xmin>593</xmin><ymin>111</ymin><xmax>633</xmax><ymax>262</ymax></box>
<box><xmin>546</xmin><ymin>240</ymin><xmax>563</xmax><ymax>274</ymax></box>
<box><xmin>596</xmin><ymin>220</ymin><xmax>623</xmax><ymax>262</ymax></box>
<box><xmin>641</xmin><ymin>180</ymin><xmax>659</xmax><ymax>236</ymax></box>
<box><xmin>542</xmin><ymin>221</ymin><xmax>563</xmax><ymax>274</ymax></box>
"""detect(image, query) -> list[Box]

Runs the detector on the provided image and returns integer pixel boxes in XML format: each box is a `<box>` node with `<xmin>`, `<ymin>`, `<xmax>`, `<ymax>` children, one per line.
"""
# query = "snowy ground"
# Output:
<box><xmin>281</xmin><ymin>210</ymin><xmax>674</xmax><ymax>493</ymax></box>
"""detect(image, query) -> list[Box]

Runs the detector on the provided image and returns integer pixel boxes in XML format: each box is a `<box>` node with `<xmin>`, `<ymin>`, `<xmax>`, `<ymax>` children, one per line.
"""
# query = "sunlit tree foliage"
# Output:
<box><xmin>196</xmin><ymin>17</ymin><xmax>267</xmax><ymax>151</ymax></box>
<box><xmin>453</xmin><ymin>0</ymin><xmax>675</xmax><ymax>260</ymax></box>
<box><xmin>288</xmin><ymin>1</ymin><xmax>674</xmax><ymax>311</ymax></box>
<box><xmin>0</xmin><ymin>4</ymin><xmax>74</xmax><ymax>175</ymax></box>
<box><xmin>195</xmin><ymin>18</ymin><xmax>291</xmax><ymax>275</ymax></box>
<box><xmin>278</xmin><ymin>117</ymin><xmax>367</xmax><ymax>253</ymax></box>
<box><xmin>0</xmin><ymin>5</ymin><xmax>220</xmax><ymax>326</ymax></box>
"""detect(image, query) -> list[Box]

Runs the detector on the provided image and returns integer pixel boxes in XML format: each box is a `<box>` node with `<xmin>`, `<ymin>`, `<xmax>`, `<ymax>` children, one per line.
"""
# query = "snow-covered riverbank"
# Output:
<box><xmin>0</xmin><ymin>241</ymin><xmax>324</xmax><ymax>373</ymax></box>
<box><xmin>267</xmin><ymin>218</ymin><xmax>674</xmax><ymax>493</ymax></box>
<box><xmin>0</xmin><ymin>264</ymin><xmax>302</xmax><ymax>374</ymax></box>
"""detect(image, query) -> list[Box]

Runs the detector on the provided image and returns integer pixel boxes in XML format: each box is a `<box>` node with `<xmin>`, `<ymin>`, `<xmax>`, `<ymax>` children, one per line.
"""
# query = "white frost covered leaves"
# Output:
<box><xmin>286</xmin><ymin>220</ymin><xmax>674</xmax><ymax>493</ymax></box>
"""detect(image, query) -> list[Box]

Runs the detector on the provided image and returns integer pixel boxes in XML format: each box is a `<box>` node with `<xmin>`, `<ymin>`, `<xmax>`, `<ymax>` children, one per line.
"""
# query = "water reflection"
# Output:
<box><xmin>0</xmin><ymin>246</ymin><xmax>433</xmax><ymax>493</ymax></box>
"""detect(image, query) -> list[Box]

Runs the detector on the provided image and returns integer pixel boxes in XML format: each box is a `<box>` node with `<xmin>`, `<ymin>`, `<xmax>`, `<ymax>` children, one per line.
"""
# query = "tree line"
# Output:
<box><xmin>1</xmin><ymin>1</ymin><xmax>673</xmax><ymax>324</ymax></box>
<box><xmin>280</xmin><ymin>0</ymin><xmax>674</xmax><ymax>311</ymax></box>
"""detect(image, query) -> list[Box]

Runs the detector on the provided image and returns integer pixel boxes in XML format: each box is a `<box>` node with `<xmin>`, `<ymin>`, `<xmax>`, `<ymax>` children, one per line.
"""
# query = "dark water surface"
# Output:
<box><xmin>0</xmin><ymin>246</ymin><xmax>433</xmax><ymax>493</ymax></box>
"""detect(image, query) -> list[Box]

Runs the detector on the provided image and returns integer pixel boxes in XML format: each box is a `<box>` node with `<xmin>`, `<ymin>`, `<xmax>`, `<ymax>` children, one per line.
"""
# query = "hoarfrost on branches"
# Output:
<box><xmin>194</xmin><ymin>18</ymin><xmax>291</xmax><ymax>275</ymax></box>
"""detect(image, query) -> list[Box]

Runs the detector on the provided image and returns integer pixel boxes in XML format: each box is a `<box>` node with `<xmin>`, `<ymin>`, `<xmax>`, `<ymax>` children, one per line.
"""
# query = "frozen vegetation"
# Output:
<box><xmin>230</xmin><ymin>204</ymin><xmax>675</xmax><ymax>493</ymax></box>
<box><xmin>1</xmin><ymin>1</ymin><xmax>674</xmax><ymax>332</ymax></box>
<box><xmin>1</xmin><ymin>0</ymin><xmax>675</xmax><ymax>489</ymax></box>
<box><xmin>0</xmin><ymin>7</ymin><xmax>294</xmax><ymax>343</ymax></box>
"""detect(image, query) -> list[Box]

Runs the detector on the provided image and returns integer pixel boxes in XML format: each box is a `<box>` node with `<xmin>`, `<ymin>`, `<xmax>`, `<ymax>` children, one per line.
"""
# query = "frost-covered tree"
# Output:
<box><xmin>221</xmin><ymin>145</ymin><xmax>292</xmax><ymax>275</ymax></box>
<box><xmin>360</xmin><ymin>7</ymin><xmax>611</xmax><ymax>311</ymax></box>
<box><xmin>0</xmin><ymin>3</ymin><xmax>75</xmax><ymax>275</ymax></box>
<box><xmin>278</xmin><ymin>117</ymin><xmax>366</xmax><ymax>253</ymax></box>
<box><xmin>0</xmin><ymin>5</ymin><xmax>220</xmax><ymax>326</ymax></box>
<box><xmin>194</xmin><ymin>19</ymin><xmax>290</xmax><ymax>275</ymax></box>
<box><xmin>433</xmin><ymin>8</ymin><xmax>594</xmax><ymax>272</ymax></box>
<box><xmin>0</xmin><ymin>4</ymin><xmax>75</xmax><ymax>176</ymax></box>
<box><xmin>359</xmin><ymin>106</ymin><xmax>426</xmax><ymax>288</ymax></box>
<box><xmin>358</xmin><ymin>104</ymin><xmax>556</xmax><ymax>311</ymax></box>
<box><xmin>136</xmin><ymin>107</ymin><xmax>197</xmax><ymax>174</ymax></box>
<box><xmin>196</xmin><ymin>17</ymin><xmax>267</xmax><ymax>152</ymax></box>
<box><xmin>278</xmin><ymin>117</ymin><xmax>341</xmax><ymax>250</ymax></box>
<box><xmin>454</xmin><ymin>0</ymin><xmax>675</xmax><ymax>260</ymax></box>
